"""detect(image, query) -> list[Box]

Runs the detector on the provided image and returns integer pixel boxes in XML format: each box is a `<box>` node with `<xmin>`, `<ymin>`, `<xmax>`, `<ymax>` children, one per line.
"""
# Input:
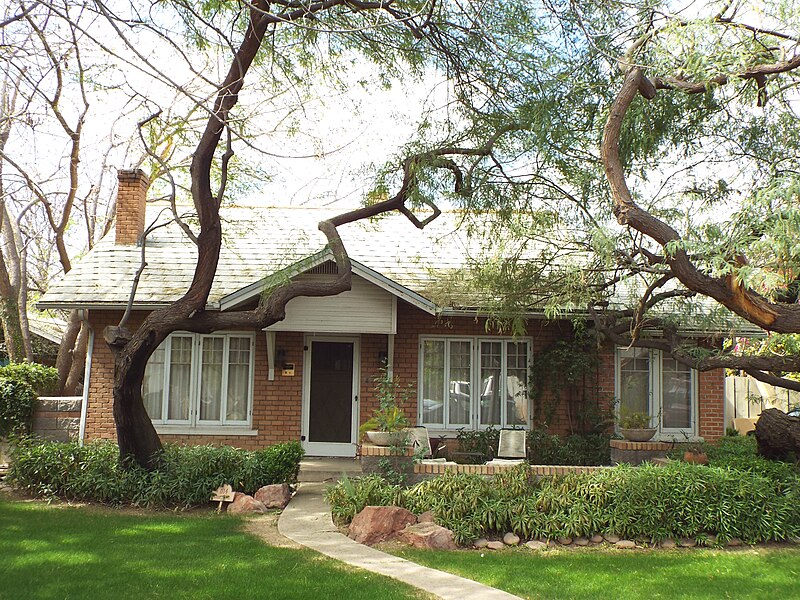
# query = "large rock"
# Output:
<box><xmin>503</xmin><ymin>532</ymin><xmax>520</xmax><ymax>546</ymax></box>
<box><xmin>396</xmin><ymin>522</ymin><xmax>457</xmax><ymax>550</ymax></box>
<box><xmin>348</xmin><ymin>506</ymin><xmax>417</xmax><ymax>545</ymax></box>
<box><xmin>254</xmin><ymin>484</ymin><xmax>292</xmax><ymax>509</ymax></box>
<box><xmin>417</xmin><ymin>511</ymin><xmax>436</xmax><ymax>524</ymax></box>
<box><xmin>227</xmin><ymin>492</ymin><xmax>267</xmax><ymax>515</ymax></box>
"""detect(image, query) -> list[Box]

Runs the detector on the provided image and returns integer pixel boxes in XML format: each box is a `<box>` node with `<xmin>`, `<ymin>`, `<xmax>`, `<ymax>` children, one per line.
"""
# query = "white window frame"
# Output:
<box><xmin>418</xmin><ymin>335</ymin><xmax>532</xmax><ymax>431</ymax></box>
<box><xmin>144</xmin><ymin>331</ymin><xmax>256</xmax><ymax>431</ymax></box>
<box><xmin>615</xmin><ymin>347</ymin><xmax>699</xmax><ymax>440</ymax></box>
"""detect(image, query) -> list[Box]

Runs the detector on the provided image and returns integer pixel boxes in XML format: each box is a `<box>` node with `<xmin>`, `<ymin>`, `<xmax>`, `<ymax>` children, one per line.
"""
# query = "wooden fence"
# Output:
<box><xmin>725</xmin><ymin>376</ymin><xmax>799</xmax><ymax>426</ymax></box>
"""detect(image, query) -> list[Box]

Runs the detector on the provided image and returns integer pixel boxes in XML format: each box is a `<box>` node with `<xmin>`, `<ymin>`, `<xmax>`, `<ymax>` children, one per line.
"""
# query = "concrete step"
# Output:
<box><xmin>298</xmin><ymin>457</ymin><xmax>362</xmax><ymax>483</ymax></box>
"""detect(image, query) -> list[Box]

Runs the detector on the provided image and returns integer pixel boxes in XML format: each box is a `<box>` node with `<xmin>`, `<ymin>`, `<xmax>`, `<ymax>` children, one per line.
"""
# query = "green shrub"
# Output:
<box><xmin>455</xmin><ymin>427</ymin><xmax>499</xmax><ymax>463</ymax></box>
<box><xmin>327</xmin><ymin>462</ymin><xmax>800</xmax><ymax>546</ymax></box>
<box><xmin>8</xmin><ymin>438</ymin><xmax>304</xmax><ymax>507</ymax></box>
<box><xmin>0</xmin><ymin>378</ymin><xmax>37</xmax><ymax>437</ymax></box>
<box><xmin>526</xmin><ymin>427</ymin><xmax>610</xmax><ymax>466</ymax></box>
<box><xmin>0</xmin><ymin>362</ymin><xmax>59</xmax><ymax>396</ymax></box>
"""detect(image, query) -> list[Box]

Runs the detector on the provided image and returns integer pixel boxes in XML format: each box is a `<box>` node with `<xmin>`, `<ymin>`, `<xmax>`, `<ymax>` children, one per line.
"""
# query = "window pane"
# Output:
<box><xmin>480</xmin><ymin>341</ymin><xmax>502</xmax><ymax>426</ymax></box>
<box><xmin>506</xmin><ymin>342</ymin><xmax>528</xmax><ymax>426</ymax></box>
<box><xmin>619</xmin><ymin>347</ymin><xmax>649</xmax><ymax>418</ymax></box>
<box><xmin>448</xmin><ymin>341</ymin><xmax>471</xmax><ymax>426</ymax></box>
<box><xmin>662</xmin><ymin>357</ymin><xmax>692</xmax><ymax>429</ymax></box>
<box><xmin>421</xmin><ymin>340</ymin><xmax>444</xmax><ymax>425</ymax></box>
<box><xmin>142</xmin><ymin>346</ymin><xmax>165</xmax><ymax>420</ymax></box>
<box><xmin>226</xmin><ymin>337</ymin><xmax>251</xmax><ymax>422</ymax></box>
<box><xmin>168</xmin><ymin>337</ymin><xmax>193</xmax><ymax>421</ymax></box>
<box><xmin>200</xmin><ymin>337</ymin><xmax>224</xmax><ymax>421</ymax></box>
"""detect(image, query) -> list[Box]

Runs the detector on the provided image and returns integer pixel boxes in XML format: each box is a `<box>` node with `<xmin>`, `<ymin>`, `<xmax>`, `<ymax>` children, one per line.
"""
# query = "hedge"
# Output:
<box><xmin>326</xmin><ymin>462</ymin><xmax>800</xmax><ymax>546</ymax></box>
<box><xmin>8</xmin><ymin>438</ymin><xmax>304</xmax><ymax>507</ymax></box>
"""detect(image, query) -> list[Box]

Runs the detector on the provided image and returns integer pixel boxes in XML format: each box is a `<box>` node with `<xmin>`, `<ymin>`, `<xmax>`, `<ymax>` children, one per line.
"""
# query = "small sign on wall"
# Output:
<box><xmin>282</xmin><ymin>362</ymin><xmax>295</xmax><ymax>377</ymax></box>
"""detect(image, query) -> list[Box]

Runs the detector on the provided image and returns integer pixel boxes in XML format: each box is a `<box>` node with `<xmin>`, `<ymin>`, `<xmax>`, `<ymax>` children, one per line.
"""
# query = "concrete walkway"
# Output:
<box><xmin>278</xmin><ymin>482</ymin><xmax>522</xmax><ymax>600</ymax></box>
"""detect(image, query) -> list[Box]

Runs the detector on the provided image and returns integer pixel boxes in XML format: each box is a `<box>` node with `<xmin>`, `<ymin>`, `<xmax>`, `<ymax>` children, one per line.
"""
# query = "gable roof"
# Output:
<box><xmin>38</xmin><ymin>205</ymin><xmax>488</xmax><ymax>312</ymax></box>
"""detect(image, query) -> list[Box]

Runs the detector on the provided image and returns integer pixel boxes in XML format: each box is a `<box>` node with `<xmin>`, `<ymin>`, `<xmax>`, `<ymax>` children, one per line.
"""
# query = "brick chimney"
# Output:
<box><xmin>115</xmin><ymin>169</ymin><xmax>149</xmax><ymax>245</ymax></box>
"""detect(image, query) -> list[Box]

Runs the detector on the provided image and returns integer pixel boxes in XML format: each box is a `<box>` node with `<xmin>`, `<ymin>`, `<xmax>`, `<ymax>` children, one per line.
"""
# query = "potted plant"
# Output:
<box><xmin>680</xmin><ymin>433</ymin><xmax>709</xmax><ymax>464</ymax></box>
<box><xmin>618</xmin><ymin>410</ymin><xmax>657</xmax><ymax>442</ymax></box>
<box><xmin>359</xmin><ymin>367</ymin><xmax>411</xmax><ymax>447</ymax></box>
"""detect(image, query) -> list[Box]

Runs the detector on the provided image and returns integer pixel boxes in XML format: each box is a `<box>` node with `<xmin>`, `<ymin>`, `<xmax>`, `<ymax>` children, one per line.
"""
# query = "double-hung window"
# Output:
<box><xmin>616</xmin><ymin>347</ymin><xmax>697</xmax><ymax>437</ymax></box>
<box><xmin>142</xmin><ymin>332</ymin><xmax>255</xmax><ymax>429</ymax></box>
<box><xmin>419</xmin><ymin>337</ymin><xmax>531</xmax><ymax>429</ymax></box>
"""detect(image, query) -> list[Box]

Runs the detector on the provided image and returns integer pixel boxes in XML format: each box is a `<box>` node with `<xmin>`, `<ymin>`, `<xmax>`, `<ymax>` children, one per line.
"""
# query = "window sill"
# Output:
<box><xmin>154</xmin><ymin>425</ymin><xmax>258</xmax><ymax>436</ymax></box>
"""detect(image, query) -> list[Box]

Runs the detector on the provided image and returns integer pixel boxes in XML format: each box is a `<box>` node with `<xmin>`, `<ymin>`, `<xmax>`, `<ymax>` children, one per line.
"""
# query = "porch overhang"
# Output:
<box><xmin>218</xmin><ymin>249</ymin><xmax>437</xmax><ymax>316</ymax></box>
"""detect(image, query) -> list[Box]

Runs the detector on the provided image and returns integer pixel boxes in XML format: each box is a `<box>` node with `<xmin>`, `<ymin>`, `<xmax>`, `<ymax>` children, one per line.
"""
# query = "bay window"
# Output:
<box><xmin>420</xmin><ymin>336</ymin><xmax>531</xmax><ymax>429</ymax></box>
<box><xmin>616</xmin><ymin>347</ymin><xmax>697</xmax><ymax>437</ymax></box>
<box><xmin>143</xmin><ymin>332</ymin><xmax>255</xmax><ymax>429</ymax></box>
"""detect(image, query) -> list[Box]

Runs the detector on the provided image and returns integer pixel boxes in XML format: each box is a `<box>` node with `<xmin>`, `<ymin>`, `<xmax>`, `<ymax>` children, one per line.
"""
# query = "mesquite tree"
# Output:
<box><xmin>91</xmin><ymin>0</ymin><xmax>532</xmax><ymax>469</ymax></box>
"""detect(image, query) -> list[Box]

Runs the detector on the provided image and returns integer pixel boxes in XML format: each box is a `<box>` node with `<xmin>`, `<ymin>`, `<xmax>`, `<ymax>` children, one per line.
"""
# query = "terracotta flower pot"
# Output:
<box><xmin>683</xmin><ymin>451</ymin><xmax>709</xmax><ymax>465</ymax></box>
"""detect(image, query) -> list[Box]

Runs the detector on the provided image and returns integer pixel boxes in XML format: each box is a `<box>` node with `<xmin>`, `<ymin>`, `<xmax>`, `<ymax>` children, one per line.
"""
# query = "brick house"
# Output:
<box><xmin>39</xmin><ymin>170</ymin><xmax>726</xmax><ymax>457</ymax></box>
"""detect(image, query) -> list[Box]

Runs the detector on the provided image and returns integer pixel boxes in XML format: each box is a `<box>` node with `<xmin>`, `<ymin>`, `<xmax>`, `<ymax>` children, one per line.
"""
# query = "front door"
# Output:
<box><xmin>302</xmin><ymin>336</ymin><xmax>359</xmax><ymax>457</ymax></box>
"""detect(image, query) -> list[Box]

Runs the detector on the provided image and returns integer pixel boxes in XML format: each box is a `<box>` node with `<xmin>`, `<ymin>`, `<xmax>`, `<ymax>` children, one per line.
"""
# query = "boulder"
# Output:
<box><xmin>659</xmin><ymin>538</ymin><xmax>677</xmax><ymax>549</ymax></box>
<box><xmin>417</xmin><ymin>511</ymin><xmax>436</xmax><ymax>524</ymax></box>
<box><xmin>348</xmin><ymin>506</ymin><xmax>417</xmax><ymax>545</ymax></box>
<box><xmin>557</xmin><ymin>536</ymin><xmax>573</xmax><ymax>546</ymax></box>
<box><xmin>604</xmin><ymin>533</ymin><xmax>620</xmax><ymax>544</ymax></box>
<box><xmin>590</xmin><ymin>534</ymin><xmax>604</xmax><ymax>544</ymax></box>
<box><xmin>678</xmin><ymin>537</ymin><xmax>697</xmax><ymax>548</ymax></box>
<box><xmin>474</xmin><ymin>538</ymin><xmax>489</xmax><ymax>549</ymax></box>
<box><xmin>525</xmin><ymin>540</ymin><xmax>547</xmax><ymax>551</ymax></box>
<box><xmin>254</xmin><ymin>483</ymin><xmax>292</xmax><ymax>509</ymax></box>
<box><xmin>396</xmin><ymin>522</ymin><xmax>457</xmax><ymax>550</ymax></box>
<box><xmin>615</xmin><ymin>540</ymin><xmax>636</xmax><ymax>549</ymax></box>
<box><xmin>503</xmin><ymin>532</ymin><xmax>520</xmax><ymax>546</ymax></box>
<box><xmin>227</xmin><ymin>492</ymin><xmax>267</xmax><ymax>515</ymax></box>
<box><xmin>574</xmin><ymin>537</ymin><xmax>589</xmax><ymax>547</ymax></box>
<box><xmin>486</xmin><ymin>541</ymin><xmax>506</xmax><ymax>550</ymax></box>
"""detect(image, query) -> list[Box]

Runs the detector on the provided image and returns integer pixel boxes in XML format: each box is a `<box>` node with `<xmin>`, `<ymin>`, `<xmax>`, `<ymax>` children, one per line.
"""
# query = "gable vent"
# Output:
<box><xmin>306</xmin><ymin>261</ymin><xmax>338</xmax><ymax>275</ymax></box>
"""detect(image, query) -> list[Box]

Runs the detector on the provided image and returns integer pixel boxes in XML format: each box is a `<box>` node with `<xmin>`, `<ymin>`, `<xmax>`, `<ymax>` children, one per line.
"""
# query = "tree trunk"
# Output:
<box><xmin>754</xmin><ymin>408</ymin><xmax>800</xmax><ymax>462</ymax></box>
<box><xmin>63</xmin><ymin>323</ymin><xmax>88</xmax><ymax>395</ymax></box>
<box><xmin>107</xmin><ymin>324</ymin><xmax>165</xmax><ymax>470</ymax></box>
<box><xmin>0</xmin><ymin>294</ymin><xmax>24</xmax><ymax>362</ymax></box>
<box><xmin>56</xmin><ymin>310</ymin><xmax>82</xmax><ymax>393</ymax></box>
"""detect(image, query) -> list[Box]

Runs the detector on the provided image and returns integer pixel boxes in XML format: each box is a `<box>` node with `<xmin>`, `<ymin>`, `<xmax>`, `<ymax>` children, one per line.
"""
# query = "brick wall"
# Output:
<box><xmin>115</xmin><ymin>169</ymin><xmax>149</xmax><ymax>245</ymax></box>
<box><xmin>85</xmin><ymin>311</ymin><xmax>305</xmax><ymax>450</ymax></box>
<box><xmin>82</xmin><ymin>301</ymin><xmax>726</xmax><ymax>449</ymax></box>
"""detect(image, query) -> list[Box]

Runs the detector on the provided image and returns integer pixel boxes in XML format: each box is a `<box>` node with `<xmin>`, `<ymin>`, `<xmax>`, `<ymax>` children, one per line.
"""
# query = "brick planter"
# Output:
<box><xmin>610</xmin><ymin>439</ymin><xmax>673</xmax><ymax>465</ymax></box>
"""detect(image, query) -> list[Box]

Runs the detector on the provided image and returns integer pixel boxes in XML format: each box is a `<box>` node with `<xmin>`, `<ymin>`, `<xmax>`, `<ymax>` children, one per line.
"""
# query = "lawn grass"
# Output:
<box><xmin>0</xmin><ymin>499</ymin><xmax>427</xmax><ymax>600</ymax></box>
<box><xmin>393</xmin><ymin>545</ymin><xmax>800</xmax><ymax>600</ymax></box>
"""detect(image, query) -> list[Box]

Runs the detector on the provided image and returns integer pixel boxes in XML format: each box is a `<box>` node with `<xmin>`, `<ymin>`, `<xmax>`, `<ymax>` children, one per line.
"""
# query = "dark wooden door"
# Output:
<box><xmin>308</xmin><ymin>341</ymin><xmax>354</xmax><ymax>444</ymax></box>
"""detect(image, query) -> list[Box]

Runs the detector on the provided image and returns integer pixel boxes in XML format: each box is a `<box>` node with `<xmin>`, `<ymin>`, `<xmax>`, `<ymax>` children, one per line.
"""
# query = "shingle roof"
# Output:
<box><xmin>36</xmin><ymin>203</ymin><xmax>767</xmax><ymax>336</ymax></box>
<box><xmin>38</xmin><ymin>205</ymin><xmax>484</xmax><ymax>310</ymax></box>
